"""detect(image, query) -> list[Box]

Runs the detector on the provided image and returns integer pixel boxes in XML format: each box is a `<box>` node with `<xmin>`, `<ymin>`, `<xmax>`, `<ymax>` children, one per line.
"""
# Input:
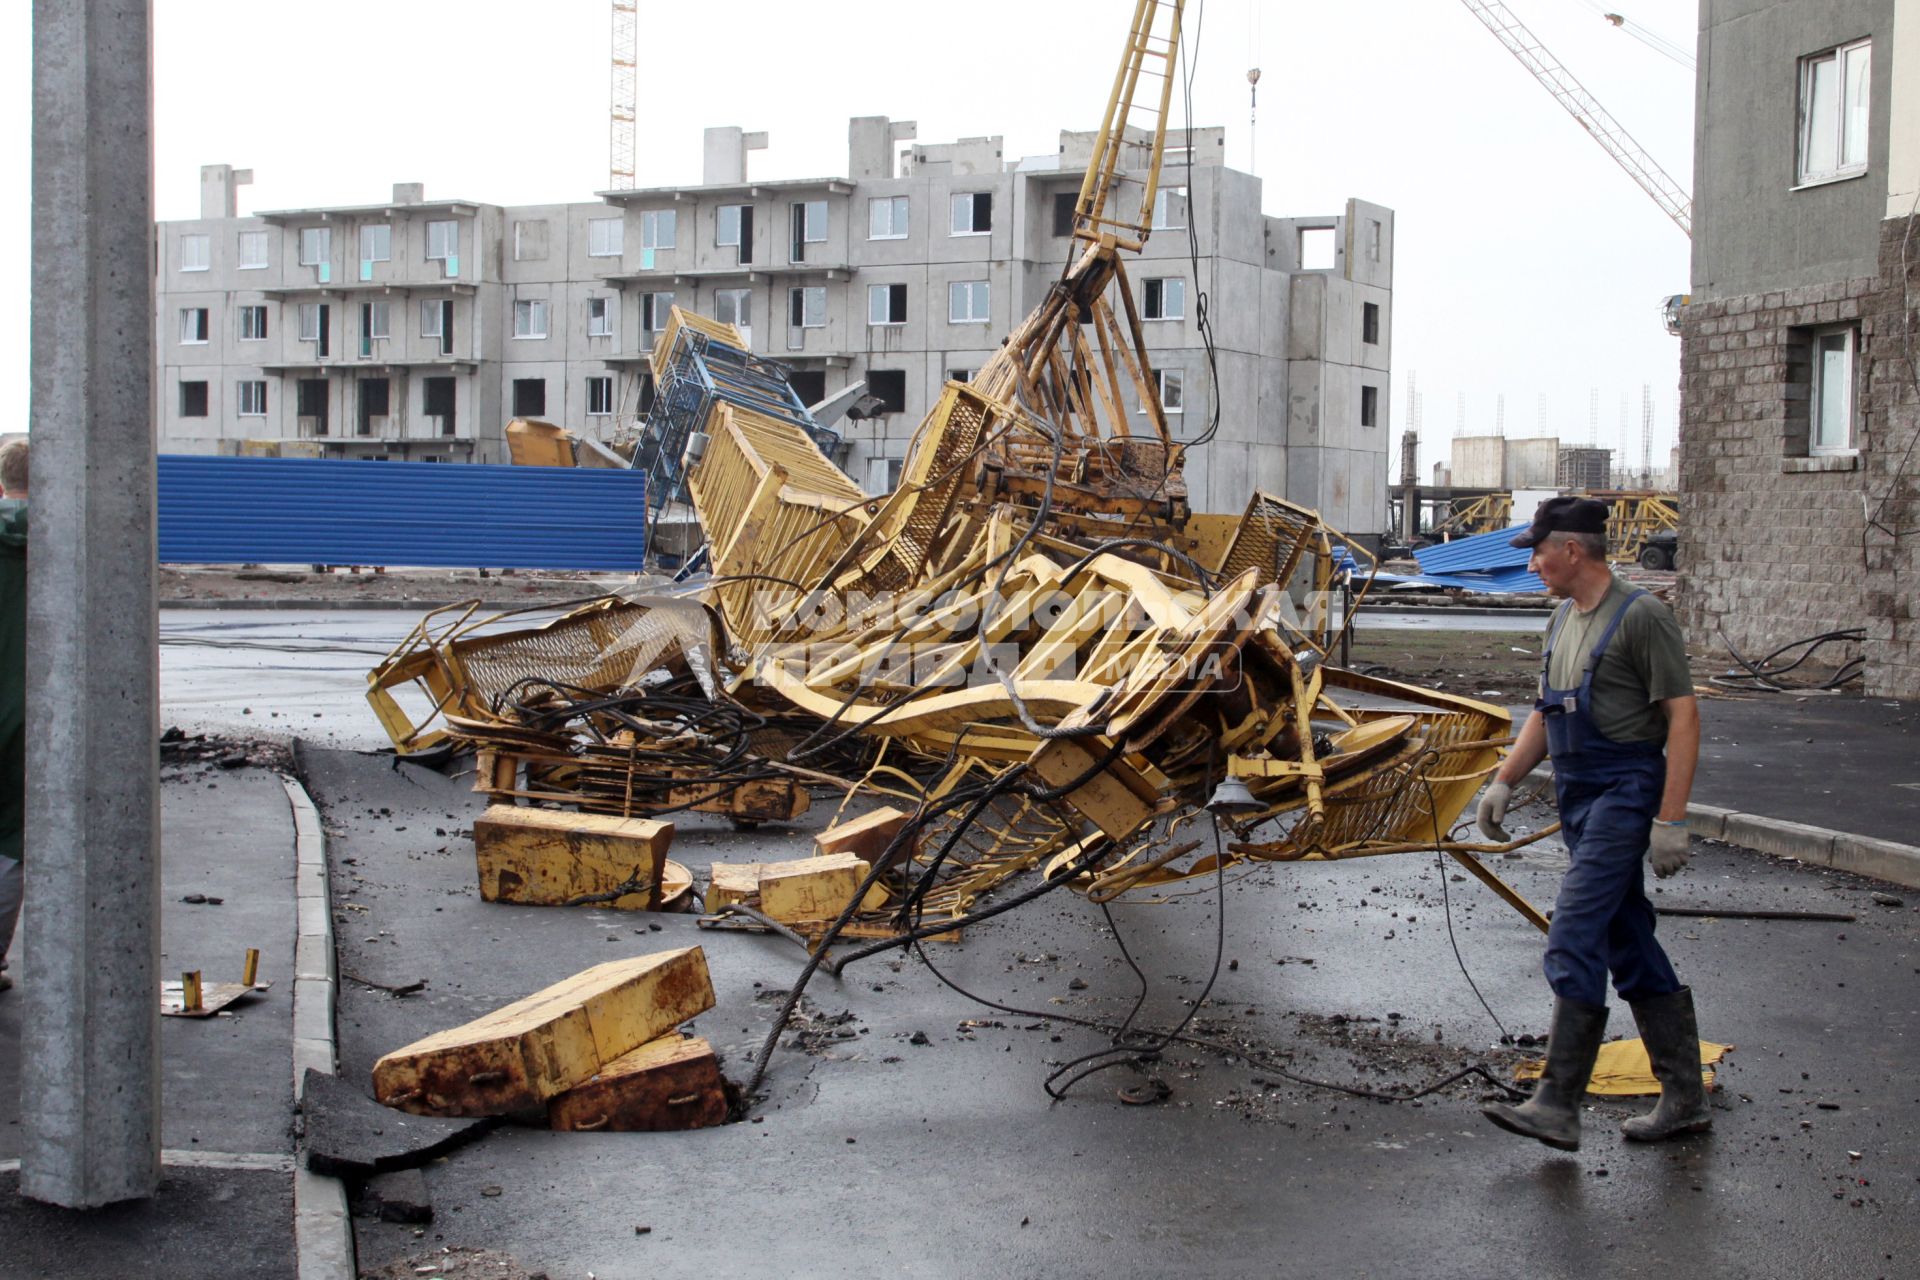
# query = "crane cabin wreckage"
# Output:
<box><xmin>366</xmin><ymin>0</ymin><xmax>1558</xmax><ymax>1092</ymax></box>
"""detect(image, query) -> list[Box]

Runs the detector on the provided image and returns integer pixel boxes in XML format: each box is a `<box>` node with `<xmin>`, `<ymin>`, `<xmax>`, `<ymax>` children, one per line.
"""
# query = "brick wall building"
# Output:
<box><xmin>1680</xmin><ymin>0</ymin><xmax>1920</xmax><ymax>696</ymax></box>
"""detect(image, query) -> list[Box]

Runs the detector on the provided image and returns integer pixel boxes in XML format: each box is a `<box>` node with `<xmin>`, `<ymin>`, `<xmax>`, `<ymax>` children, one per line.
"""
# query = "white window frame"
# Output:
<box><xmin>868</xmin><ymin>195</ymin><xmax>909</xmax><ymax>240</ymax></box>
<box><xmin>866</xmin><ymin>456</ymin><xmax>904</xmax><ymax>494</ymax></box>
<box><xmin>1151</xmin><ymin>186</ymin><xmax>1188</xmax><ymax>231</ymax></box>
<box><xmin>587</xmin><ymin>296</ymin><xmax>614</xmax><ymax>338</ymax></box>
<box><xmin>868</xmin><ymin>283</ymin><xmax>907</xmax><ymax>327</ymax></box>
<box><xmin>365</xmin><ymin>301</ymin><xmax>391</xmax><ymax>341</ymax></box>
<box><xmin>425</xmin><ymin>219</ymin><xmax>459</xmax><ymax>261</ymax></box>
<box><xmin>642</xmin><ymin>291</ymin><xmax>675</xmax><ymax>331</ymax></box>
<box><xmin>1150</xmin><ymin>368</ymin><xmax>1184</xmax><ymax>414</ymax></box>
<box><xmin>794</xmin><ymin>200</ymin><xmax>828</xmax><ymax>244</ymax></box>
<box><xmin>1797</xmin><ymin>38</ymin><xmax>1872</xmax><ymax>186</ymax></box>
<box><xmin>948</xmin><ymin>280</ymin><xmax>990</xmax><ymax>324</ymax></box>
<box><xmin>238</xmin><ymin>305</ymin><xmax>268</xmax><ymax>341</ymax></box>
<box><xmin>178</xmin><ymin>308</ymin><xmax>209</xmax><ymax>345</ymax></box>
<box><xmin>588</xmin><ymin>216</ymin><xmax>624</xmax><ymax>258</ymax></box>
<box><xmin>1808</xmin><ymin>324</ymin><xmax>1858</xmax><ymax>455</ymax></box>
<box><xmin>298</xmin><ymin>227</ymin><xmax>329</xmax><ymax>267</ymax></box>
<box><xmin>950</xmin><ymin>191</ymin><xmax>992</xmax><ymax>236</ymax></box>
<box><xmin>586</xmin><ymin>375</ymin><xmax>614</xmax><ymax>417</ymax></box>
<box><xmin>512</xmin><ymin>299</ymin><xmax>550</xmax><ymax>339</ymax></box>
<box><xmin>419</xmin><ymin>299</ymin><xmax>445</xmax><ymax>338</ymax></box>
<box><xmin>789</xmin><ymin>286</ymin><xmax>826</xmax><ymax>329</ymax></box>
<box><xmin>714</xmin><ymin>288</ymin><xmax>751</xmax><ymax>329</ymax></box>
<box><xmin>298</xmin><ymin>303</ymin><xmax>323</xmax><ymax>343</ymax></box>
<box><xmin>180</xmin><ymin>234</ymin><xmax>210</xmax><ymax>272</ymax></box>
<box><xmin>716</xmin><ymin>205</ymin><xmax>745</xmax><ymax>248</ymax></box>
<box><xmin>237</xmin><ymin>230</ymin><xmax>269</xmax><ymax>270</ymax></box>
<box><xmin>1143</xmin><ymin>277</ymin><xmax>1185</xmax><ymax>321</ymax></box>
<box><xmin>359</xmin><ymin>224</ymin><xmax>392</xmax><ymax>263</ymax></box>
<box><xmin>237</xmin><ymin>380</ymin><xmax>267</xmax><ymax>417</ymax></box>
<box><xmin>640</xmin><ymin>209</ymin><xmax>676</xmax><ymax>250</ymax></box>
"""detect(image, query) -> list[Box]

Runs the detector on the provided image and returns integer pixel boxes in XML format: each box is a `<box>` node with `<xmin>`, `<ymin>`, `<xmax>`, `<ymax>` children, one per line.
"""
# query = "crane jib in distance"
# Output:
<box><xmin>1459</xmin><ymin>0</ymin><xmax>1692</xmax><ymax>238</ymax></box>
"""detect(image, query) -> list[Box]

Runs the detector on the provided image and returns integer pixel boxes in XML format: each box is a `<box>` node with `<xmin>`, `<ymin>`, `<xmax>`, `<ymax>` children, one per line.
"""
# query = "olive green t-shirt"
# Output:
<box><xmin>1544</xmin><ymin>573</ymin><xmax>1693</xmax><ymax>744</ymax></box>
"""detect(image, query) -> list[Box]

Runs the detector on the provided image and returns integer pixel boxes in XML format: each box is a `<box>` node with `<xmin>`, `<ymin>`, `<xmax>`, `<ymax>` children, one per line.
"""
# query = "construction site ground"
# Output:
<box><xmin>160</xmin><ymin>565</ymin><xmax>615</xmax><ymax>609</ymax></box>
<box><xmin>10</xmin><ymin>599</ymin><xmax>1913</xmax><ymax>1278</ymax></box>
<box><xmin>294</xmin><ymin>742</ymin><xmax>1917</xmax><ymax>1280</ymax></box>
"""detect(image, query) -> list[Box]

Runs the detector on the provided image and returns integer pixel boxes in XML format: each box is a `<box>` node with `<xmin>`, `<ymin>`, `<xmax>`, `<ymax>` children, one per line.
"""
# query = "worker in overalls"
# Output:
<box><xmin>1475</xmin><ymin>496</ymin><xmax>1706</xmax><ymax>1151</ymax></box>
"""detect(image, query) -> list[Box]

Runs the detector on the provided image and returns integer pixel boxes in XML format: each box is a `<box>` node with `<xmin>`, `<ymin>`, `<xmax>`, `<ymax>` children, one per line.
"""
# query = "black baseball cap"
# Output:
<box><xmin>1509</xmin><ymin>496</ymin><xmax>1609</xmax><ymax>548</ymax></box>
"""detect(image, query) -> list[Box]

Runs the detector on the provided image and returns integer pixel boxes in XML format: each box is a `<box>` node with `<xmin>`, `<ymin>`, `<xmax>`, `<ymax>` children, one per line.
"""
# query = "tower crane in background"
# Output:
<box><xmin>1459</xmin><ymin>0</ymin><xmax>1692</xmax><ymax>238</ymax></box>
<box><xmin>609</xmin><ymin>0</ymin><xmax>638</xmax><ymax>189</ymax></box>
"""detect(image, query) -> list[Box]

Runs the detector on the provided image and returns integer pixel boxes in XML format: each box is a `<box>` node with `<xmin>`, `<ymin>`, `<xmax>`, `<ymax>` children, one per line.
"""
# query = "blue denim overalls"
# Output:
<box><xmin>1538</xmin><ymin>589</ymin><xmax>1682</xmax><ymax>1007</ymax></box>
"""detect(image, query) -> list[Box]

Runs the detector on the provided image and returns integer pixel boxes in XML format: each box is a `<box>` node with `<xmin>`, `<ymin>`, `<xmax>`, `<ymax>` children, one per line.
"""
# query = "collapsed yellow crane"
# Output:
<box><xmin>369</xmin><ymin>0</ymin><xmax>1556</xmax><ymax>963</ymax></box>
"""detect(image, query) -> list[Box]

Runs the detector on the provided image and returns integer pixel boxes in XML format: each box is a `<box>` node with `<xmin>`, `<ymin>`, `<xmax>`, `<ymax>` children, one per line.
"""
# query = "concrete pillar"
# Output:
<box><xmin>22</xmin><ymin>0</ymin><xmax>162</xmax><ymax>1207</ymax></box>
<box><xmin>1399</xmin><ymin>430</ymin><xmax>1419</xmax><ymax>542</ymax></box>
<box><xmin>198</xmin><ymin>163</ymin><xmax>252</xmax><ymax>220</ymax></box>
<box><xmin>701</xmin><ymin>127</ymin><xmax>767</xmax><ymax>185</ymax></box>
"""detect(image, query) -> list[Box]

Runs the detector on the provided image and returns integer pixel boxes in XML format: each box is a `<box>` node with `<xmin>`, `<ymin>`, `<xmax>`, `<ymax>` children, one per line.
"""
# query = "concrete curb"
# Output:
<box><xmin>1686</xmin><ymin>803</ymin><xmax>1920</xmax><ymax>890</ymax></box>
<box><xmin>283</xmin><ymin>774</ymin><xmax>355</xmax><ymax>1280</ymax></box>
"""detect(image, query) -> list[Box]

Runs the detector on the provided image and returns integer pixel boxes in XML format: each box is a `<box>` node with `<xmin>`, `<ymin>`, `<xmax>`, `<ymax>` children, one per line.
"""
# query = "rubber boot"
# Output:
<box><xmin>1483</xmin><ymin>997</ymin><xmax>1608</xmax><ymax>1151</ymax></box>
<box><xmin>1620</xmin><ymin>986</ymin><xmax>1712</xmax><ymax>1141</ymax></box>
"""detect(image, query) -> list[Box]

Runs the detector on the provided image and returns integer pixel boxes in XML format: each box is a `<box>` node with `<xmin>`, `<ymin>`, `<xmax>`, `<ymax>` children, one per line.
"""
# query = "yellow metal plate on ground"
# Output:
<box><xmin>1515</xmin><ymin>1037</ymin><xmax>1731</xmax><ymax>1097</ymax></box>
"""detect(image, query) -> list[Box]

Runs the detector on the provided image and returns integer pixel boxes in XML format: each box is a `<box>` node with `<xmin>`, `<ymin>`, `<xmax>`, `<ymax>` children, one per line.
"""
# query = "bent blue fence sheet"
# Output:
<box><xmin>158</xmin><ymin>456</ymin><xmax>648</xmax><ymax>571</ymax></box>
<box><xmin>1370</xmin><ymin>566</ymin><xmax>1546</xmax><ymax>594</ymax></box>
<box><xmin>1412</xmin><ymin>525</ymin><xmax>1532</xmax><ymax>576</ymax></box>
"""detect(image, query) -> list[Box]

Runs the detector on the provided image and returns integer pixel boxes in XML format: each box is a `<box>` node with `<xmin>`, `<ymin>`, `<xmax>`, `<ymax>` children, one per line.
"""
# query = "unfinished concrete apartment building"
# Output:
<box><xmin>156</xmin><ymin>120</ymin><xmax>1393</xmax><ymax>534</ymax></box>
<box><xmin>1680</xmin><ymin>0</ymin><xmax>1920</xmax><ymax>695</ymax></box>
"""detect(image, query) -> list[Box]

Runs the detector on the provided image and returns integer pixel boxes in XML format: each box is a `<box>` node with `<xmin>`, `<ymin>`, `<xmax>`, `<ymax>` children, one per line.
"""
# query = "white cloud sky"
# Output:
<box><xmin>4</xmin><ymin>0</ymin><xmax>1696</xmax><ymax>479</ymax></box>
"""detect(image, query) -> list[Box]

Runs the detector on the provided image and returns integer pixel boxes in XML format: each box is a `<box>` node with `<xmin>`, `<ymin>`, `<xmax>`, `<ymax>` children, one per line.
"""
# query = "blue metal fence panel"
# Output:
<box><xmin>158</xmin><ymin>456</ymin><xmax>648</xmax><ymax>571</ymax></box>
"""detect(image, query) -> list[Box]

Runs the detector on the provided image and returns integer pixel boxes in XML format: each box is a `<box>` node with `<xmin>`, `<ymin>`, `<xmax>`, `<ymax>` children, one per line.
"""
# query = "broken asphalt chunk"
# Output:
<box><xmin>300</xmin><ymin>1069</ymin><xmax>493</xmax><ymax>1181</ymax></box>
<box><xmin>355</xmin><ymin>1167</ymin><xmax>434</xmax><ymax>1224</ymax></box>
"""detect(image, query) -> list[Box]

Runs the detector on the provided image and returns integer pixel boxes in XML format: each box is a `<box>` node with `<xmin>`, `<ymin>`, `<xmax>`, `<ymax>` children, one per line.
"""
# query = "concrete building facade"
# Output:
<box><xmin>1679</xmin><ymin>0</ymin><xmax>1920</xmax><ymax>695</ymax></box>
<box><xmin>156</xmin><ymin>121</ymin><xmax>1395</xmax><ymax>533</ymax></box>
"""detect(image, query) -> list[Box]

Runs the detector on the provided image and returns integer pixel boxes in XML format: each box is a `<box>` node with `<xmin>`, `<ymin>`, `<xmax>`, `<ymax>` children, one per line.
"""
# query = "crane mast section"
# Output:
<box><xmin>609</xmin><ymin>0</ymin><xmax>638</xmax><ymax>190</ymax></box>
<box><xmin>1461</xmin><ymin>0</ymin><xmax>1692</xmax><ymax>237</ymax></box>
<box><xmin>1075</xmin><ymin>0</ymin><xmax>1186</xmax><ymax>252</ymax></box>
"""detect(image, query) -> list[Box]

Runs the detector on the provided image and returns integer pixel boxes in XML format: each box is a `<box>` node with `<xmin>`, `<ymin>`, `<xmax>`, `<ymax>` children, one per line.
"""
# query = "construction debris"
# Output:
<box><xmin>161</xmin><ymin>950</ymin><xmax>270</xmax><ymax>1018</ymax></box>
<box><xmin>355</xmin><ymin>1167</ymin><xmax>434</xmax><ymax>1225</ymax></box>
<box><xmin>372</xmin><ymin>948</ymin><xmax>714</xmax><ymax>1116</ymax></box>
<box><xmin>300</xmin><ymin>1068</ymin><xmax>494</xmax><ymax>1180</ymax></box>
<box><xmin>471</xmin><ymin>805</ymin><xmax>675</xmax><ymax>910</ymax></box>
<box><xmin>361</xmin><ymin>0</ymin><xmax>1558</xmax><ymax>1101</ymax></box>
<box><xmin>546</xmin><ymin>1034</ymin><xmax>733</xmax><ymax>1132</ymax></box>
<box><xmin>814</xmin><ymin>805</ymin><xmax>915</xmax><ymax>869</ymax></box>
<box><xmin>1514</xmin><ymin>1036</ymin><xmax>1731</xmax><ymax>1097</ymax></box>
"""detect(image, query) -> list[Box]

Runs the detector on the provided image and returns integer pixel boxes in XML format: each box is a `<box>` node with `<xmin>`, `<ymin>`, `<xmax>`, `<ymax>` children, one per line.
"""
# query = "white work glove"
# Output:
<box><xmin>1476</xmin><ymin>780</ymin><xmax>1512</xmax><ymax>843</ymax></box>
<box><xmin>1649</xmin><ymin>822</ymin><xmax>1691</xmax><ymax>878</ymax></box>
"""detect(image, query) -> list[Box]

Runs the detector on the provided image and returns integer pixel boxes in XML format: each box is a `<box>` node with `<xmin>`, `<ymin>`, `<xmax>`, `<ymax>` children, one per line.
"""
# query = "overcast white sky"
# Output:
<box><xmin>3</xmin><ymin>0</ymin><xmax>1696</xmax><ymax>478</ymax></box>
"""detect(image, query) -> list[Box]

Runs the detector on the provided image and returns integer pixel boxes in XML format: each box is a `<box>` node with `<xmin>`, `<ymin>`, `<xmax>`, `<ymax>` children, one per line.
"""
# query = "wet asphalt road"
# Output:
<box><xmin>156</xmin><ymin>608</ymin><xmax>1556</xmax><ymax>755</ymax></box>
<box><xmin>302</xmin><ymin>746</ymin><xmax>1920</xmax><ymax>1280</ymax></box>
